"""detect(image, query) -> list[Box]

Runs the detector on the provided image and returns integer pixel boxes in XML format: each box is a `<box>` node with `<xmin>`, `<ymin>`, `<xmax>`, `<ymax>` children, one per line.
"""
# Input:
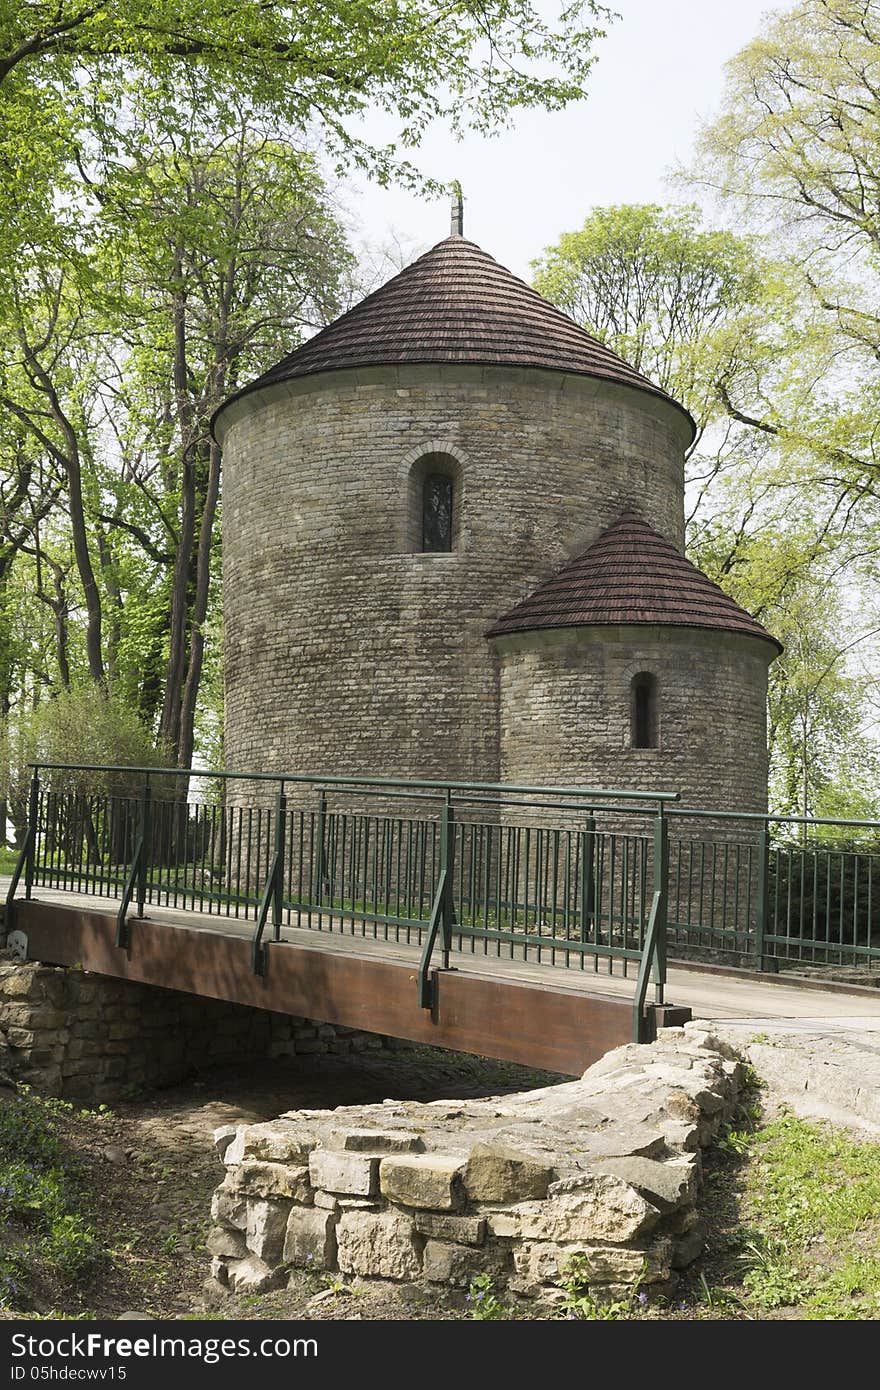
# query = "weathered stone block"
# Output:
<box><xmin>207</xmin><ymin>1225</ymin><xmax>248</xmax><ymax>1259</ymax></box>
<box><xmin>213</xmin><ymin>1125</ymin><xmax>239</xmax><ymax>1160</ymax></box>
<box><xmin>336</xmin><ymin>1210</ymin><xmax>420</xmax><ymax>1280</ymax></box>
<box><xmin>422</xmin><ymin>1240</ymin><xmax>503</xmax><ymax>1286</ymax></box>
<box><xmin>326</xmin><ymin>1129</ymin><xmax>425</xmax><ymax>1154</ymax></box>
<box><xmin>463</xmin><ymin>1144</ymin><xmax>554</xmax><ymax>1203</ymax></box>
<box><xmin>283</xmin><ymin>1206</ymin><xmax>337</xmax><ymax>1268</ymax></box>
<box><xmin>226</xmin><ymin>1255</ymin><xmax>285</xmax><ymax>1294</ymax></box>
<box><xmin>379</xmin><ymin>1153</ymin><xmax>463</xmax><ymax>1210</ymax></box>
<box><xmin>224</xmin><ymin>1122</ymin><xmax>316</xmax><ymax>1166</ymax></box>
<box><xmin>513</xmin><ymin>1175</ymin><xmax>660</xmax><ymax>1243</ymax></box>
<box><xmin>511</xmin><ymin>1241</ymin><xmax>648</xmax><ymax>1291</ymax></box>
<box><xmin>246</xmin><ymin>1200</ymin><xmax>292</xmax><ymax>1265</ymax></box>
<box><xmin>226</xmin><ymin>1161</ymin><xmax>310</xmax><ymax>1202</ymax></box>
<box><xmin>590</xmin><ymin>1156</ymin><xmax>697</xmax><ymax>1213</ymax></box>
<box><xmin>414</xmin><ymin>1212</ymin><xmax>486</xmax><ymax>1246</ymax></box>
<box><xmin>309</xmin><ymin>1149</ymin><xmax>379</xmax><ymax>1196</ymax></box>
<box><xmin>210</xmin><ymin>1185</ymin><xmax>248</xmax><ymax>1231</ymax></box>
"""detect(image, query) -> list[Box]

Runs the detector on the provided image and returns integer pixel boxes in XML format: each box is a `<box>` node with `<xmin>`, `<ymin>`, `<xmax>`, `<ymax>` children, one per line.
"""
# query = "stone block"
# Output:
<box><xmin>512</xmin><ymin>1175</ymin><xmax>660</xmax><ymax>1243</ymax></box>
<box><xmin>225</xmin><ymin>1255</ymin><xmax>285</xmax><ymax>1294</ymax></box>
<box><xmin>336</xmin><ymin>1210</ymin><xmax>420</xmax><ymax>1280</ymax></box>
<box><xmin>379</xmin><ymin>1153</ymin><xmax>463</xmax><ymax>1210</ymax></box>
<box><xmin>206</xmin><ymin>1225</ymin><xmax>248</xmax><ymax>1259</ymax></box>
<box><xmin>224</xmin><ymin>1122</ymin><xmax>317</xmax><ymax>1167</ymax></box>
<box><xmin>484</xmin><ymin>1211</ymin><xmax>521</xmax><ymax>1238</ymax></box>
<box><xmin>246</xmin><ymin>1200</ymin><xmax>292</xmax><ymax>1265</ymax></box>
<box><xmin>210</xmin><ymin>1185</ymin><xmax>248</xmax><ymax>1231</ymax></box>
<box><xmin>590</xmin><ymin>1156</ymin><xmax>698</xmax><ymax>1213</ymax></box>
<box><xmin>422</xmin><ymin>1240</ymin><xmax>503</xmax><ymax>1287</ymax></box>
<box><xmin>511</xmin><ymin>1242</ymin><xmax>649</xmax><ymax>1292</ymax></box>
<box><xmin>309</xmin><ymin>1149</ymin><xmax>379</xmax><ymax>1196</ymax></box>
<box><xmin>213</xmin><ymin>1125</ymin><xmax>239</xmax><ymax>1160</ymax></box>
<box><xmin>326</xmin><ymin>1128</ymin><xmax>425</xmax><ymax>1154</ymax></box>
<box><xmin>226</xmin><ymin>1162</ymin><xmax>311</xmax><ymax>1201</ymax></box>
<box><xmin>462</xmin><ymin>1144</ymin><xmax>554</xmax><ymax>1203</ymax></box>
<box><xmin>413</xmin><ymin>1212</ymin><xmax>486</xmax><ymax>1246</ymax></box>
<box><xmin>283</xmin><ymin>1206</ymin><xmax>337</xmax><ymax>1269</ymax></box>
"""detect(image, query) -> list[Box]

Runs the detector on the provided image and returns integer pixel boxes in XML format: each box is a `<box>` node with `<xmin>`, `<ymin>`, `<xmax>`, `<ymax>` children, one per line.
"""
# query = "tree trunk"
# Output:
<box><xmin>178</xmin><ymin>438</ymin><xmax>221</xmax><ymax>770</ymax></box>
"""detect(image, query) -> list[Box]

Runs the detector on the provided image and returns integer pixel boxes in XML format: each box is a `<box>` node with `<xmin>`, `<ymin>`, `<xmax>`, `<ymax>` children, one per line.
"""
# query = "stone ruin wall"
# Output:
<box><xmin>208</xmin><ymin>1024</ymin><xmax>746</xmax><ymax>1306</ymax></box>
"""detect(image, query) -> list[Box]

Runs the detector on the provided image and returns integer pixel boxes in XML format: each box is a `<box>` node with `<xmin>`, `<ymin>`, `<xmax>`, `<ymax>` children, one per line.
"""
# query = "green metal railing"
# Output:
<box><xmin>9</xmin><ymin>765</ymin><xmax>876</xmax><ymax>1040</ymax></box>
<box><xmin>3</xmin><ymin>763</ymin><xmax>680</xmax><ymax>1041</ymax></box>
<box><xmin>665</xmin><ymin>807</ymin><xmax>880</xmax><ymax>970</ymax></box>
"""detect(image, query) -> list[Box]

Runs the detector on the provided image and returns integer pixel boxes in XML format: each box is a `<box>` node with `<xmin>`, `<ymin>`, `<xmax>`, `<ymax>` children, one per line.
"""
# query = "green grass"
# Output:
<box><xmin>0</xmin><ymin>845</ymin><xmax>20</xmax><ymax>874</ymax></box>
<box><xmin>0</xmin><ymin>1088</ymin><xmax>100</xmax><ymax>1309</ymax></box>
<box><xmin>689</xmin><ymin>1111</ymin><xmax>880</xmax><ymax>1320</ymax></box>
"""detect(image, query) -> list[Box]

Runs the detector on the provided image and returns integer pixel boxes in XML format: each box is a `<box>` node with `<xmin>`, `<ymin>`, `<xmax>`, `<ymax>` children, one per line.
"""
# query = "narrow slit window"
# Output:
<box><xmin>631</xmin><ymin>673</ymin><xmax>657</xmax><ymax>749</ymax></box>
<box><xmin>422</xmin><ymin>473</ymin><xmax>454</xmax><ymax>552</ymax></box>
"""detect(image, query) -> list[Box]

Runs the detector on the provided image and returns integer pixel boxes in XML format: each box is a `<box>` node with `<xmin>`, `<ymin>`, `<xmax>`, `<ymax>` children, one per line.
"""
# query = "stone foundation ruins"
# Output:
<box><xmin>209</xmin><ymin>1024</ymin><xmax>745</xmax><ymax>1304</ymax></box>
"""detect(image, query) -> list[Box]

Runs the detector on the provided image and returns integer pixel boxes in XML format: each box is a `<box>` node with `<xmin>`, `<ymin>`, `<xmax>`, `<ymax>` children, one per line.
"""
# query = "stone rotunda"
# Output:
<box><xmin>213</xmin><ymin>217</ymin><xmax>780</xmax><ymax>811</ymax></box>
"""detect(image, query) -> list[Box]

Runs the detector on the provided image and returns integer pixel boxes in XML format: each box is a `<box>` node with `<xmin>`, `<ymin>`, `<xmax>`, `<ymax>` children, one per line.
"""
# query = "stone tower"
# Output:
<box><xmin>213</xmin><ymin>226</ymin><xmax>779</xmax><ymax>811</ymax></box>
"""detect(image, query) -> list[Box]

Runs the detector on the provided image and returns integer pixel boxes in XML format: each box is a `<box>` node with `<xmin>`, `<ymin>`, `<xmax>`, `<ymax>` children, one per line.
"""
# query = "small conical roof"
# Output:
<box><xmin>213</xmin><ymin>237</ymin><xmax>694</xmax><ymax>437</ymax></box>
<box><xmin>487</xmin><ymin>512</ymin><xmax>781</xmax><ymax>651</ymax></box>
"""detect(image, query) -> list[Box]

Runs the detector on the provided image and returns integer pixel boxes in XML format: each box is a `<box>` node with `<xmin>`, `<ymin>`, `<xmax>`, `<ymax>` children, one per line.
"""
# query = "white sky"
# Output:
<box><xmin>344</xmin><ymin>0</ymin><xmax>791</xmax><ymax>279</ymax></box>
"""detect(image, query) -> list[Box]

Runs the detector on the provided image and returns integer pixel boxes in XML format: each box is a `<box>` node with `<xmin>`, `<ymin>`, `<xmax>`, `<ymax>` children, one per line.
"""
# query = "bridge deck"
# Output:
<box><xmin>6</xmin><ymin>886</ymin><xmax>880</xmax><ymax>1075</ymax></box>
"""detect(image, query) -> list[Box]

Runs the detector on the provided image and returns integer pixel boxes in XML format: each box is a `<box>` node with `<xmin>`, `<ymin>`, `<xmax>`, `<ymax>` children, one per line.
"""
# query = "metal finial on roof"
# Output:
<box><xmin>450</xmin><ymin>181</ymin><xmax>464</xmax><ymax>236</ymax></box>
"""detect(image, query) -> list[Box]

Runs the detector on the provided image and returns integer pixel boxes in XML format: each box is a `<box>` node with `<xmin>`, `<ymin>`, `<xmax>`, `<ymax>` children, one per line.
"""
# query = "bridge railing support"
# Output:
<box><xmin>3</xmin><ymin>768</ymin><xmax>39</xmax><ymax>936</ymax></box>
<box><xmin>632</xmin><ymin>804</ymin><xmax>669</xmax><ymax>1042</ymax></box>
<box><xmin>417</xmin><ymin>791</ymin><xmax>454</xmax><ymax>1008</ymax></box>
<box><xmin>251</xmin><ymin>787</ymin><xmax>287</xmax><ymax>975</ymax></box>
<box><xmin>117</xmin><ymin>775</ymin><xmax>152</xmax><ymax>949</ymax></box>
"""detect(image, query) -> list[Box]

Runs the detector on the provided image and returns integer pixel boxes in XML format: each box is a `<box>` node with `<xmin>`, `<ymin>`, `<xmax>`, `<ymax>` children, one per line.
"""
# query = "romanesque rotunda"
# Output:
<box><xmin>212</xmin><ymin>214</ymin><xmax>780</xmax><ymax>811</ymax></box>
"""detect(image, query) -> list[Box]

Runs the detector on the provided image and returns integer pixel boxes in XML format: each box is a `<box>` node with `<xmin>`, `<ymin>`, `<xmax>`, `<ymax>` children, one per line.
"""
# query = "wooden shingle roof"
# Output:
<box><xmin>487</xmin><ymin>513</ymin><xmax>781</xmax><ymax>651</ymax></box>
<box><xmin>213</xmin><ymin>237</ymin><xmax>695</xmax><ymax>438</ymax></box>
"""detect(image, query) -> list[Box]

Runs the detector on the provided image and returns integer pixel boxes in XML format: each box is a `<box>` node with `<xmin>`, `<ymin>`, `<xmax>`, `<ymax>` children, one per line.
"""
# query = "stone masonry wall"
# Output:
<box><xmin>207</xmin><ymin>1024</ymin><xmax>745</xmax><ymax>1306</ymax></box>
<box><xmin>495</xmin><ymin>625</ymin><xmax>773</xmax><ymax>815</ymax></box>
<box><xmin>0</xmin><ymin>962</ymin><xmax>397</xmax><ymax>1103</ymax></box>
<box><xmin>220</xmin><ymin>364</ymin><xmax>689</xmax><ymax>792</ymax></box>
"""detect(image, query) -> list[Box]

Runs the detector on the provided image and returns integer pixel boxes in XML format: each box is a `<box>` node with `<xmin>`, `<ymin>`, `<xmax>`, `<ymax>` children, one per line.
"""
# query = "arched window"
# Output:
<box><xmin>631</xmin><ymin>672</ymin><xmax>658</xmax><ymax>749</ymax></box>
<box><xmin>422</xmin><ymin>473</ymin><xmax>453</xmax><ymax>552</ymax></box>
<box><xmin>407</xmin><ymin>451</ymin><xmax>461</xmax><ymax>553</ymax></box>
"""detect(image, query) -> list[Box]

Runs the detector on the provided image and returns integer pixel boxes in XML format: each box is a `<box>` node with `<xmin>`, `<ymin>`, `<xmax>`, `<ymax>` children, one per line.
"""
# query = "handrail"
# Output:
<box><xmin>26</xmin><ymin>761</ymin><xmax>679</xmax><ymax>804</ymax></box>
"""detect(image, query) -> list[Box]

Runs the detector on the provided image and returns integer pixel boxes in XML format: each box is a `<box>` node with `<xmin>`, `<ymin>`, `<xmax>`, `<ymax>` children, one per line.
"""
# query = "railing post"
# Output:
<box><xmin>652</xmin><ymin>804</ymin><xmax>668</xmax><ymax>1006</ymax></box>
<box><xmin>273</xmin><ymin>786</ymin><xmax>286</xmax><ymax>942</ymax></box>
<box><xmin>315</xmin><ymin>788</ymin><xmax>327</xmax><ymax>900</ymax></box>
<box><xmin>24</xmin><ymin>767</ymin><xmax>39</xmax><ymax>900</ymax></box>
<box><xmin>755</xmin><ymin>817</ymin><xmax>771</xmax><ymax>972</ymax></box>
<box><xmin>440</xmin><ymin>791</ymin><xmax>454</xmax><ymax>968</ymax></box>
<box><xmin>580</xmin><ymin>810</ymin><xmax>595</xmax><ymax>940</ymax></box>
<box><xmin>136</xmin><ymin>778</ymin><xmax>152</xmax><ymax>919</ymax></box>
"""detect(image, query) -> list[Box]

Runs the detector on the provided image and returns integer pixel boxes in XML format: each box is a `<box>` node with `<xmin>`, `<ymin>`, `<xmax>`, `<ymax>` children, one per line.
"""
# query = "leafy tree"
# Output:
<box><xmin>692</xmin><ymin>0</ymin><xmax>880</xmax><ymax>534</ymax></box>
<box><xmin>532</xmin><ymin>203</ymin><xmax>764</xmax><ymax>445</ymax></box>
<box><xmin>0</xmin><ymin>0</ymin><xmax>613</xmax><ymax>265</ymax></box>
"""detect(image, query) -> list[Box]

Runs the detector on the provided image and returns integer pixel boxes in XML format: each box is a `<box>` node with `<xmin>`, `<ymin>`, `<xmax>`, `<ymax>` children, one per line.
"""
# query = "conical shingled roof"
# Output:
<box><xmin>486</xmin><ymin>513</ymin><xmax>781</xmax><ymax>651</ymax></box>
<box><xmin>213</xmin><ymin>237</ymin><xmax>695</xmax><ymax>438</ymax></box>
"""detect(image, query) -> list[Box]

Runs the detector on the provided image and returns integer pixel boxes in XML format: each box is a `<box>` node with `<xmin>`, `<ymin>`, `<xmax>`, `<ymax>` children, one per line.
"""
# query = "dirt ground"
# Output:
<box><xmin>11</xmin><ymin>1048</ymin><xmax>560</xmax><ymax>1321</ymax></box>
